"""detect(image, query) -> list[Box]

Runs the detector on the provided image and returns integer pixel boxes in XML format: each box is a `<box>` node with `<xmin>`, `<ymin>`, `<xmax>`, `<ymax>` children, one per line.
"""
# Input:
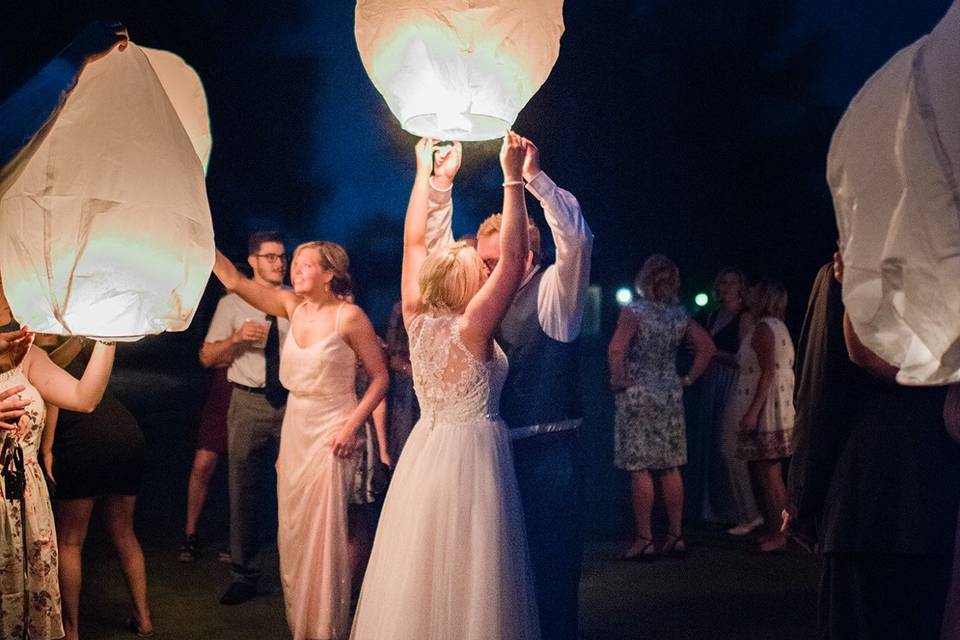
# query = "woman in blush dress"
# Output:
<box><xmin>212</xmin><ymin>242</ymin><xmax>387</xmax><ymax>640</ymax></box>
<box><xmin>351</xmin><ymin>132</ymin><xmax>539</xmax><ymax>640</ymax></box>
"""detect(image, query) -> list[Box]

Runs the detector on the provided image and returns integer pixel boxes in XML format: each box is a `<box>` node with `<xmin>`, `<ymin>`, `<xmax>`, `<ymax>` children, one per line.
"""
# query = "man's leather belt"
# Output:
<box><xmin>232</xmin><ymin>382</ymin><xmax>266</xmax><ymax>395</ymax></box>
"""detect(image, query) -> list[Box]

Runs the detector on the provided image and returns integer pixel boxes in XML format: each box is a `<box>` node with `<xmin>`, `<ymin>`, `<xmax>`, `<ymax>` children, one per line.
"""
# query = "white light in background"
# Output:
<box><xmin>616</xmin><ymin>288</ymin><xmax>633</xmax><ymax>306</ymax></box>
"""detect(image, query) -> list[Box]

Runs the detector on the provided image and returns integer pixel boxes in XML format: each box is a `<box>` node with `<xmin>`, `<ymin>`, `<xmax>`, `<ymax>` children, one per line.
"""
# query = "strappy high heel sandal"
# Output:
<box><xmin>620</xmin><ymin>536</ymin><xmax>658</xmax><ymax>563</ymax></box>
<box><xmin>127</xmin><ymin>614</ymin><xmax>155</xmax><ymax>638</ymax></box>
<box><xmin>662</xmin><ymin>532</ymin><xmax>687</xmax><ymax>559</ymax></box>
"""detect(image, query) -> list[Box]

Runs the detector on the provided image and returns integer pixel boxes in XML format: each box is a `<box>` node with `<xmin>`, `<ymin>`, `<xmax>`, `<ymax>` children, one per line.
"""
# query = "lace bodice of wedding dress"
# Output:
<box><xmin>407</xmin><ymin>312</ymin><xmax>508</xmax><ymax>424</ymax></box>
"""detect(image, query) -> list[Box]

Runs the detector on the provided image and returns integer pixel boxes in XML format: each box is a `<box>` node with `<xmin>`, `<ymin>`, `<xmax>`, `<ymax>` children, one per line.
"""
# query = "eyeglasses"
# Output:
<box><xmin>254</xmin><ymin>253</ymin><xmax>287</xmax><ymax>264</ymax></box>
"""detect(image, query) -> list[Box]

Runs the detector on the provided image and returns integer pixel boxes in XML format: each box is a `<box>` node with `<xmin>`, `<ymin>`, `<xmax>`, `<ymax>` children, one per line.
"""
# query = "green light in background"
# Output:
<box><xmin>694</xmin><ymin>292</ymin><xmax>709</xmax><ymax>307</ymax></box>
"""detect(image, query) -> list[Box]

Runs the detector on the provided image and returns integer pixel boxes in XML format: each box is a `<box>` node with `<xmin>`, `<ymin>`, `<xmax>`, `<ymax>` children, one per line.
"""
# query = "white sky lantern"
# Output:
<box><xmin>829</xmin><ymin>0</ymin><xmax>960</xmax><ymax>385</ymax></box>
<box><xmin>0</xmin><ymin>44</ymin><xmax>214</xmax><ymax>340</ymax></box>
<box><xmin>143</xmin><ymin>47</ymin><xmax>213</xmax><ymax>172</ymax></box>
<box><xmin>355</xmin><ymin>0</ymin><xmax>565</xmax><ymax>141</ymax></box>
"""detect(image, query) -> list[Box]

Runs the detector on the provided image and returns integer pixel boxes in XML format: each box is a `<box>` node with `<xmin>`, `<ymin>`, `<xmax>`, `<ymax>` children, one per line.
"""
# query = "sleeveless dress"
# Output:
<box><xmin>614</xmin><ymin>300</ymin><xmax>690</xmax><ymax>470</ymax></box>
<box><xmin>0</xmin><ymin>363</ymin><xmax>62</xmax><ymax>640</ymax></box>
<box><xmin>733</xmin><ymin>317</ymin><xmax>796</xmax><ymax>461</ymax></box>
<box><xmin>350</xmin><ymin>312</ymin><xmax>540</xmax><ymax>640</ymax></box>
<box><xmin>277</xmin><ymin>303</ymin><xmax>359</xmax><ymax>640</ymax></box>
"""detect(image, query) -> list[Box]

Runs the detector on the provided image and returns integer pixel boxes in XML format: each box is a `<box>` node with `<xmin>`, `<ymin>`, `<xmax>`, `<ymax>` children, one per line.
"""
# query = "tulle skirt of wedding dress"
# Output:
<box><xmin>350</xmin><ymin>414</ymin><xmax>540</xmax><ymax>640</ymax></box>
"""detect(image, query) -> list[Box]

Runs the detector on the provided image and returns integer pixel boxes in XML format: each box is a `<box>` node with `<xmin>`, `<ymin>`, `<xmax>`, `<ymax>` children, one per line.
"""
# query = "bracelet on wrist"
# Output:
<box><xmin>96</xmin><ymin>339</ymin><xmax>116</xmax><ymax>346</ymax></box>
<box><xmin>502</xmin><ymin>180</ymin><xmax>524</xmax><ymax>187</ymax></box>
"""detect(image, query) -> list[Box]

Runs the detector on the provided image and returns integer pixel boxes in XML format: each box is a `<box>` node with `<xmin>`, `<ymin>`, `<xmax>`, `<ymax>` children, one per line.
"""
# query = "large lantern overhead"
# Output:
<box><xmin>829</xmin><ymin>0</ymin><xmax>960</xmax><ymax>385</ymax></box>
<box><xmin>355</xmin><ymin>0</ymin><xmax>565</xmax><ymax>141</ymax></box>
<box><xmin>142</xmin><ymin>47</ymin><xmax>213</xmax><ymax>172</ymax></box>
<box><xmin>0</xmin><ymin>44</ymin><xmax>214</xmax><ymax>340</ymax></box>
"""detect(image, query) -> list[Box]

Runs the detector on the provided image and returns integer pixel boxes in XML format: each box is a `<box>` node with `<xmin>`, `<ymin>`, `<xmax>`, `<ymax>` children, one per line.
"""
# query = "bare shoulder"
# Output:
<box><xmin>21</xmin><ymin>344</ymin><xmax>46</xmax><ymax>376</ymax></box>
<box><xmin>339</xmin><ymin>303</ymin><xmax>374</xmax><ymax>333</ymax></box>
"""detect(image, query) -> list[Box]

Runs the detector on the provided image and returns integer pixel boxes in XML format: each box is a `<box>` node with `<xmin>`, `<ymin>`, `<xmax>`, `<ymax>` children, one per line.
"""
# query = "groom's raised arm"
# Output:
<box><xmin>524</xmin><ymin>142</ymin><xmax>593</xmax><ymax>344</ymax></box>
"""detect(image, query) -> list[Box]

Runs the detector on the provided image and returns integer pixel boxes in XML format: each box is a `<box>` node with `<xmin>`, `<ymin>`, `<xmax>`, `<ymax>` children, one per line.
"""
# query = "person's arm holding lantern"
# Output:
<box><xmin>213</xmin><ymin>250</ymin><xmax>299</xmax><ymax>319</ymax></box>
<box><xmin>23</xmin><ymin>339</ymin><xmax>115</xmax><ymax>414</ymax></box>
<box><xmin>0</xmin><ymin>21</ymin><xmax>129</xmax><ymax>195</ymax></box>
<box><xmin>400</xmin><ymin>138</ymin><xmax>439</xmax><ymax>323</ymax></box>
<box><xmin>423</xmin><ymin>142</ymin><xmax>461</xmax><ymax>255</ymax></box>
<box><xmin>520</xmin><ymin>137</ymin><xmax>593</xmax><ymax>343</ymax></box>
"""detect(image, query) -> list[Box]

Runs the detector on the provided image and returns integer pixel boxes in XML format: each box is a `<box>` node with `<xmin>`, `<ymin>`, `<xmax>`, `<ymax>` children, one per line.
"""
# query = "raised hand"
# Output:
<box><xmin>499</xmin><ymin>131</ymin><xmax>525</xmax><ymax>183</ymax></box>
<box><xmin>415</xmin><ymin>137</ymin><xmax>437</xmax><ymax>178</ymax></box>
<box><xmin>61</xmin><ymin>20</ymin><xmax>129</xmax><ymax>67</ymax></box>
<box><xmin>520</xmin><ymin>137</ymin><xmax>542</xmax><ymax>182</ymax></box>
<box><xmin>432</xmin><ymin>141</ymin><xmax>462</xmax><ymax>187</ymax></box>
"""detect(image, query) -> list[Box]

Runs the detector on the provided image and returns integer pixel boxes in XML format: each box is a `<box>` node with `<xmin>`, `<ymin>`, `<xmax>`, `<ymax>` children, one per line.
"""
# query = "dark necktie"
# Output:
<box><xmin>264</xmin><ymin>315</ymin><xmax>287</xmax><ymax>409</ymax></box>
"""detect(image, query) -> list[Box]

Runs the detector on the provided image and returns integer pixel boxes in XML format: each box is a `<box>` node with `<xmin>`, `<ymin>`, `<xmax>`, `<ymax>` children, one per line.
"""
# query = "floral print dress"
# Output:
<box><xmin>0</xmin><ymin>364</ymin><xmax>62</xmax><ymax>640</ymax></box>
<box><xmin>614</xmin><ymin>300</ymin><xmax>690</xmax><ymax>471</ymax></box>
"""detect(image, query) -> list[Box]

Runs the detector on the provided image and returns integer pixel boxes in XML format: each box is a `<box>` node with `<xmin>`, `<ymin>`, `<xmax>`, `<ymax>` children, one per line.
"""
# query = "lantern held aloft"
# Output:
<box><xmin>0</xmin><ymin>44</ymin><xmax>214</xmax><ymax>340</ymax></box>
<box><xmin>829</xmin><ymin>0</ymin><xmax>960</xmax><ymax>385</ymax></box>
<box><xmin>355</xmin><ymin>0</ymin><xmax>565</xmax><ymax>141</ymax></box>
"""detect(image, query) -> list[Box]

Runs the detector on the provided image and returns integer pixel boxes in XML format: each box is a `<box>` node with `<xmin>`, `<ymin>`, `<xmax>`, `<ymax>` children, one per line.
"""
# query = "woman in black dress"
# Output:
<box><xmin>788</xmin><ymin>258</ymin><xmax>960</xmax><ymax>639</ymax></box>
<box><xmin>40</xmin><ymin>338</ymin><xmax>152</xmax><ymax>639</ymax></box>
<box><xmin>684</xmin><ymin>268</ymin><xmax>761</xmax><ymax>532</ymax></box>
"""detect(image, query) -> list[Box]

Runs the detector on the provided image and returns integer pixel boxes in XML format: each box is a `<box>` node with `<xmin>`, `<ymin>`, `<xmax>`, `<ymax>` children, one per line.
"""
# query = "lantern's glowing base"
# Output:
<box><xmin>403</xmin><ymin>113</ymin><xmax>511</xmax><ymax>142</ymax></box>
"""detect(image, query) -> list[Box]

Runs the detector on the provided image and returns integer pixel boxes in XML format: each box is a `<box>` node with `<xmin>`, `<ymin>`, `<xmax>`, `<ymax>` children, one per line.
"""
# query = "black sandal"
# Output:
<box><xmin>178</xmin><ymin>533</ymin><xmax>198</xmax><ymax>563</ymax></box>
<box><xmin>621</xmin><ymin>537</ymin><xmax>657</xmax><ymax>563</ymax></box>
<box><xmin>663</xmin><ymin>532</ymin><xmax>687</xmax><ymax>559</ymax></box>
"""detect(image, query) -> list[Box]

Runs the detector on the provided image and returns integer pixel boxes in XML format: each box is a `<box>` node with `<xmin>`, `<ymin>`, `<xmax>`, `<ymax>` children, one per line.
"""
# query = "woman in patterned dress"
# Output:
<box><xmin>0</xmin><ymin>326</ymin><xmax>116</xmax><ymax>639</ymax></box>
<box><xmin>732</xmin><ymin>279</ymin><xmax>796</xmax><ymax>552</ymax></box>
<box><xmin>608</xmin><ymin>255</ymin><xmax>715</xmax><ymax>560</ymax></box>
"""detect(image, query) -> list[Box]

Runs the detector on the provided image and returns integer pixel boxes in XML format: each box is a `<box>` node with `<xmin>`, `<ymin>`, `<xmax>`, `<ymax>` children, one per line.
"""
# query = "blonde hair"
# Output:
<box><xmin>750</xmin><ymin>279</ymin><xmax>787</xmax><ymax>320</ymax></box>
<box><xmin>419</xmin><ymin>241</ymin><xmax>484</xmax><ymax>313</ymax></box>
<box><xmin>292</xmin><ymin>241</ymin><xmax>353</xmax><ymax>296</ymax></box>
<box><xmin>636</xmin><ymin>254</ymin><xmax>680</xmax><ymax>304</ymax></box>
<box><xmin>477</xmin><ymin>213</ymin><xmax>541</xmax><ymax>265</ymax></box>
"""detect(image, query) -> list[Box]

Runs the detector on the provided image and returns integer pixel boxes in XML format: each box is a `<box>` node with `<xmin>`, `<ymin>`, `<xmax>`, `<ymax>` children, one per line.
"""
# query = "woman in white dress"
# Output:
<box><xmin>351</xmin><ymin>133</ymin><xmax>539</xmax><ymax>640</ymax></box>
<box><xmin>212</xmin><ymin>243</ymin><xmax>387</xmax><ymax>640</ymax></box>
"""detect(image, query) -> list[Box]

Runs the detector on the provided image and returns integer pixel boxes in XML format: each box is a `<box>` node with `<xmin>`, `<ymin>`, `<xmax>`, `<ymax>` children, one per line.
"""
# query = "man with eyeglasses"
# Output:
<box><xmin>198</xmin><ymin>231</ymin><xmax>290</xmax><ymax>605</ymax></box>
<box><xmin>425</xmin><ymin>138</ymin><xmax>592</xmax><ymax>640</ymax></box>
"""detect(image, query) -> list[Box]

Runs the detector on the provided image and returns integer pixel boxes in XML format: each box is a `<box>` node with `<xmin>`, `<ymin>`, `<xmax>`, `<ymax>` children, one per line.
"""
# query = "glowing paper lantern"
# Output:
<box><xmin>829</xmin><ymin>0</ymin><xmax>960</xmax><ymax>384</ymax></box>
<box><xmin>143</xmin><ymin>47</ymin><xmax>213</xmax><ymax>172</ymax></box>
<box><xmin>355</xmin><ymin>0</ymin><xmax>564</xmax><ymax>141</ymax></box>
<box><xmin>0</xmin><ymin>44</ymin><xmax>214</xmax><ymax>340</ymax></box>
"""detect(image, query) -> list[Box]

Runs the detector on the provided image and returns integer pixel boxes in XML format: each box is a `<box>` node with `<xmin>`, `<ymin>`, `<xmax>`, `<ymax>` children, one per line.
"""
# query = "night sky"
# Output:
<box><xmin>0</xmin><ymin>0</ymin><xmax>954</xmax><ymax>356</ymax></box>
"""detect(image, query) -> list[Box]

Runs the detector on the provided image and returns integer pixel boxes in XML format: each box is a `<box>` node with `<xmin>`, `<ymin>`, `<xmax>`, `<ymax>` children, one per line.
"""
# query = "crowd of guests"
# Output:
<box><xmin>608</xmin><ymin>252</ymin><xmax>960</xmax><ymax>638</ymax></box>
<box><xmin>609</xmin><ymin>259</ymin><xmax>796</xmax><ymax>556</ymax></box>
<box><xmin>0</xmin><ymin>18</ymin><xmax>958</xmax><ymax>640</ymax></box>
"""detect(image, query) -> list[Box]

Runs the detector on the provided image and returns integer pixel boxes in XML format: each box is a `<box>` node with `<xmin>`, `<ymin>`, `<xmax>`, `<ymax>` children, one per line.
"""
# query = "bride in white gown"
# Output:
<box><xmin>350</xmin><ymin>133</ymin><xmax>540</xmax><ymax>640</ymax></box>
